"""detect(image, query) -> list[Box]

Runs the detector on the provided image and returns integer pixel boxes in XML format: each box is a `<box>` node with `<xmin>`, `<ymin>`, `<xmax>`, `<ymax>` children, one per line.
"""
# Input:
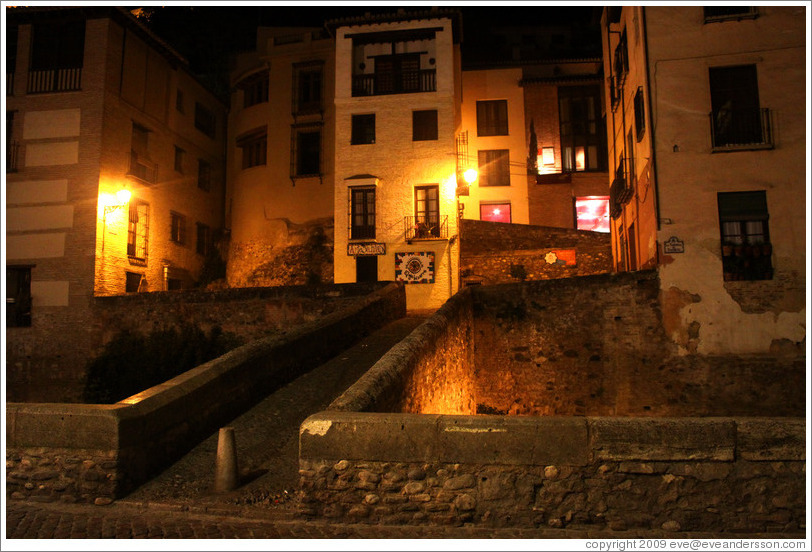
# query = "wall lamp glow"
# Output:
<box><xmin>463</xmin><ymin>168</ymin><xmax>478</xmax><ymax>184</ymax></box>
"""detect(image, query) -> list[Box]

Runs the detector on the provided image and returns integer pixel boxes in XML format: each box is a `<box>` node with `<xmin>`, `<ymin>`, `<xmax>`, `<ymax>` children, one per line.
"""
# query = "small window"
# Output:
<box><xmin>476</xmin><ymin>100</ymin><xmax>508</xmax><ymax>136</ymax></box>
<box><xmin>350</xmin><ymin>187</ymin><xmax>376</xmax><ymax>240</ymax></box>
<box><xmin>704</xmin><ymin>6</ymin><xmax>758</xmax><ymax>22</ymax></box>
<box><xmin>237</xmin><ymin>128</ymin><xmax>267</xmax><ymax>169</ymax></box>
<box><xmin>170</xmin><ymin>212</ymin><xmax>186</xmax><ymax>245</ymax></box>
<box><xmin>6</xmin><ymin>266</ymin><xmax>32</xmax><ymax>327</ymax></box>
<box><xmin>174</xmin><ymin>146</ymin><xmax>184</xmax><ymax>173</ymax></box>
<box><xmin>480</xmin><ymin>203</ymin><xmax>511</xmax><ymax>223</ymax></box>
<box><xmin>243</xmin><ymin>72</ymin><xmax>269</xmax><ymax>108</ymax></box>
<box><xmin>478</xmin><ymin>149</ymin><xmax>510</xmax><ymax>187</ymax></box>
<box><xmin>176</xmin><ymin>89</ymin><xmax>184</xmax><ymax>113</ymax></box>
<box><xmin>351</xmin><ymin>114</ymin><xmax>375</xmax><ymax>145</ymax></box>
<box><xmin>293</xmin><ymin>127</ymin><xmax>321</xmax><ymax>176</ymax></box>
<box><xmin>198</xmin><ymin>159</ymin><xmax>211</xmax><ymax>191</ymax></box>
<box><xmin>718</xmin><ymin>191</ymin><xmax>772</xmax><ymax>281</ymax></box>
<box><xmin>194</xmin><ymin>102</ymin><xmax>215</xmax><ymax>138</ymax></box>
<box><xmin>634</xmin><ymin>87</ymin><xmax>645</xmax><ymax>142</ymax></box>
<box><xmin>196</xmin><ymin>222</ymin><xmax>211</xmax><ymax>256</ymax></box>
<box><xmin>413</xmin><ymin>110</ymin><xmax>438</xmax><ymax>141</ymax></box>
<box><xmin>294</xmin><ymin>63</ymin><xmax>323</xmax><ymax>114</ymax></box>
<box><xmin>127</xmin><ymin>200</ymin><xmax>149</xmax><ymax>260</ymax></box>
<box><xmin>125</xmin><ymin>271</ymin><xmax>144</xmax><ymax>293</ymax></box>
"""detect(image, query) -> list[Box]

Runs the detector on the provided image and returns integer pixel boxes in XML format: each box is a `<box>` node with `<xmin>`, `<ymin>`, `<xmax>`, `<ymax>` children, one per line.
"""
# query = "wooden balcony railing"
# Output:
<box><xmin>352</xmin><ymin>69</ymin><xmax>436</xmax><ymax>97</ymax></box>
<box><xmin>27</xmin><ymin>67</ymin><xmax>82</xmax><ymax>94</ymax></box>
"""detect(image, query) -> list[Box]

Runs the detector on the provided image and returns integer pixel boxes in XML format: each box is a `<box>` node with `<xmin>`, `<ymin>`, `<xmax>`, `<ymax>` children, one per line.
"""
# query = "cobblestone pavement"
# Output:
<box><xmin>4</xmin><ymin>314</ymin><xmax>808</xmax><ymax>544</ymax></box>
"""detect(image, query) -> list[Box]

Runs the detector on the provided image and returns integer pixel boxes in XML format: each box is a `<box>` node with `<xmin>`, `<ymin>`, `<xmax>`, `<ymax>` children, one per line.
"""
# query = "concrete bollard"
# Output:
<box><xmin>214</xmin><ymin>427</ymin><xmax>239</xmax><ymax>493</ymax></box>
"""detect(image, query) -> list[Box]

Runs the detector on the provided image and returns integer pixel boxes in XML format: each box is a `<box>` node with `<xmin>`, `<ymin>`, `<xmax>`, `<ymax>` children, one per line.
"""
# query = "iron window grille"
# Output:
<box><xmin>127</xmin><ymin>200</ymin><xmax>150</xmax><ymax>261</ymax></box>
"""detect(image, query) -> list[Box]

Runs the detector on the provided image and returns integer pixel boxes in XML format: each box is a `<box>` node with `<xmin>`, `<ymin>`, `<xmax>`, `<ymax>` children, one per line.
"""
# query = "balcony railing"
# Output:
<box><xmin>127</xmin><ymin>151</ymin><xmax>157</xmax><ymax>183</ymax></box>
<box><xmin>609</xmin><ymin>160</ymin><xmax>633</xmax><ymax>219</ymax></box>
<box><xmin>27</xmin><ymin>67</ymin><xmax>82</xmax><ymax>94</ymax></box>
<box><xmin>352</xmin><ymin>69</ymin><xmax>436</xmax><ymax>97</ymax></box>
<box><xmin>710</xmin><ymin>108</ymin><xmax>773</xmax><ymax>150</ymax></box>
<box><xmin>404</xmin><ymin>215</ymin><xmax>448</xmax><ymax>241</ymax></box>
<box><xmin>6</xmin><ymin>141</ymin><xmax>20</xmax><ymax>172</ymax></box>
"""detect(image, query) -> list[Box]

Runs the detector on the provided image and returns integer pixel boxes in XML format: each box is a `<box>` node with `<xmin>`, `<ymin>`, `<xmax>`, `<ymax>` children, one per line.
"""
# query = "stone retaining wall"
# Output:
<box><xmin>6</xmin><ymin>282</ymin><xmax>406</xmax><ymax>504</ymax></box>
<box><xmin>298</xmin><ymin>413</ymin><xmax>805</xmax><ymax>532</ymax></box>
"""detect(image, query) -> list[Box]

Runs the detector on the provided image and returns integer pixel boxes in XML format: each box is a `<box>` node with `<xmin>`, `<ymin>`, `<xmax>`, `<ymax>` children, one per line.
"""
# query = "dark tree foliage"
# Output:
<box><xmin>83</xmin><ymin>324</ymin><xmax>243</xmax><ymax>404</ymax></box>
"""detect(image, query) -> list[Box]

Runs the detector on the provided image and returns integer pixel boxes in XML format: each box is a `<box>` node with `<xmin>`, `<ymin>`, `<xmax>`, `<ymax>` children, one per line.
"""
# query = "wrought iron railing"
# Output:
<box><xmin>27</xmin><ymin>67</ymin><xmax>82</xmax><ymax>94</ymax></box>
<box><xmin>709</xmin><ymin>107</ymin><xmax>773</xmax><ymax>150</ymax></box>
<box><xmin>609</xmin><ymin>158</ymin><xmax>632</xmax><ymax>219</ymax></box>
<box><xmin>404</xmin><ymin>215</ymin><xmax>448</xmax><ymax>240</ymax></box>
<box><xmin>127</xmin><ymin>151</ymin><xmax>157</xmax><ymax>183</ymax></box>
<box><xmin>352</xmin><ymin>69</ymin><xmax>436</xmax><ymax>97</ymax></box>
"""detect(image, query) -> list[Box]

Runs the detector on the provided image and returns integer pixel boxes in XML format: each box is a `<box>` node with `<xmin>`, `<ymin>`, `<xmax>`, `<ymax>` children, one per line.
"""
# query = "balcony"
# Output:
<box><xmin>127</xmin><ymin>151</ymin><xmax>157</xmax><ymax>183</ymax></box>
<box><xmin>609</xmin><ymin>161</ymin><xmax>632</xmax><ymax>219</ymax></box>
<box><xmin>404</xmin><ymin>215</ymin><xmax>448</xmax><ymax>241</ymax></box>
<box><xmin>352</xmin><ymin>69</ymin><xmax>436</xmax><ymax>97</ymax></box>
<box><xmin>710</xmin><ymin>108</ymin><xmax>773</xmax><ymax>151</ymax></box>
<box><xmin>6</xmin><ymin>141</ymin><xmax>20</xmax><ymax>172</ymax></box>
<box><xmin>27</xmin><ymin>67</ymin><xmax>82</xmax><ymax>94</ymax></box>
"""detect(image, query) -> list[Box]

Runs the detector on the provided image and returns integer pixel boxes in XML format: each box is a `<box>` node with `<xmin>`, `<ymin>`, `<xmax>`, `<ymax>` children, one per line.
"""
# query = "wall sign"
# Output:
<box><xmin>663</xmin><ymin>236</ymin><xmax>684</xmax><ymax>254</ymax></box>
<box><xmin>348</xmin><ymin>242</ymin><xmax>386</xmax><ymax>256</ymax></box>
<box><xmin>395</xmin><ymin>252</ymin><xmax>435</xmax><ymax>284</ymax></box>
<box><xmin>544</xmin><ymin>249</ymin><xmax>577</xmax><ymax>266</ymax></box>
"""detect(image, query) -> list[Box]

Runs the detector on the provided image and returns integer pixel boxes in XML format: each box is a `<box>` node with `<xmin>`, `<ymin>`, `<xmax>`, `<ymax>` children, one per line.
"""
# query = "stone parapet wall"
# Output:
<box><xmin>7</xmin><ymin>283</ymin><xmax>406</xmax><ymax>503</ymax></box>
<box><xmin>298</xmin><ymin>413</ymin><xmax>805</xmax><ymax>533</ymax></box>
<box><xmin>329</xmin><ymin>289</ymin><xmax>475</xmax><ymax>415</ymax></box>
<box><xmin>460</xmin><ymin>219</ymin><xmax>612</xmax><ymax>285</ymax></box>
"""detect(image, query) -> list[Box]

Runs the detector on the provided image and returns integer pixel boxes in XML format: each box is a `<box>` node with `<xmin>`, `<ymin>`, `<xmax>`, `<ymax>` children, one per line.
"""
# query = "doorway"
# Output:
<box><xmin>356</xmin><ymin>256</ymin><xmax>378</xmax><ymax>283</ymax></box>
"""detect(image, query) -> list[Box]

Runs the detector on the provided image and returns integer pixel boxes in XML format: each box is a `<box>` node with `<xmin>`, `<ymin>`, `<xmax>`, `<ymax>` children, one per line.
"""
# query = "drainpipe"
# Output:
<box><xmin>641</xmin><ymin>6</ymin><xmax>663</xmax><ymax>263</ymax></box>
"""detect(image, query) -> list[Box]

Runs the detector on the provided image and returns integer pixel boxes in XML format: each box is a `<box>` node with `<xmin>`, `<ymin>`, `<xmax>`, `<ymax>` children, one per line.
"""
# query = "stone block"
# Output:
<box><xmin>737</xmin><ymin>418</ymin><xmax>805</xmax><ymax>461</ymax></box>
<box><xmin>590</xmin><ymin>418</ymin><xmax>735</xmax><ymax>461</ymax></box>
<box><xmin>300</xmin><ymin>411</ymin><xmax>439</xmax><ymax>463</ymax></box>
<box><xmin>437</xmin><ymin>415</ymin><xmax>588</xmax><ymax>466</ymax></box>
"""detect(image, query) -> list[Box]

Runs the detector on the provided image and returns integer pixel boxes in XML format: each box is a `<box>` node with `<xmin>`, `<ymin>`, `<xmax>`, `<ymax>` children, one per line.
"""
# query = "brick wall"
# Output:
<box><xmin>460</xmin><ymin>218</ymin><xmax>612</xmax><ymax>285</ymax></box>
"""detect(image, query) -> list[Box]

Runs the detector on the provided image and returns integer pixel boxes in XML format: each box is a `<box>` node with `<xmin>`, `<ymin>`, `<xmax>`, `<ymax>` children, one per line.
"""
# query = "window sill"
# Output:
<box><xmin>711</xmin><ymin>143</ymin><xmax>774</xmax><ymax>153</ymax></box>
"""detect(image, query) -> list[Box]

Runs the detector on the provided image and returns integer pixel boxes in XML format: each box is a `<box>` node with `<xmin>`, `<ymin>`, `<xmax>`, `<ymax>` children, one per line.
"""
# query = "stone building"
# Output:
<box><xmin>225</xmin><ymin>26</ymin><xmax>336</xmax><ymax>287</ymax></box>
<box><xmin>328</xmin><ymin>10</ymin><xmax>465</xmax><ymax>310</ymax></box>
<box><xmin>601</xmin><ymin>5</ymin><xmax>806</xmax><ymax>354</ymax></box>
<box><xmin>5</xmin><ymin>6</ymin><xmax>227</xmax><ymax>401</ymax></box>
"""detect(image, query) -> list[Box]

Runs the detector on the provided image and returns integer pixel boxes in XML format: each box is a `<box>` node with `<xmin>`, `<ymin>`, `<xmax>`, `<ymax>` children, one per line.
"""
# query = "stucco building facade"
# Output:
<box><xmin>601</xmin><ymin>5</ymin><xmax>806</xmax><ymax>354</ymax></box>
<box><xmin>5</xmin><ymin>7</ymin><xmax>226</xmax><ymax>400</ymax></box>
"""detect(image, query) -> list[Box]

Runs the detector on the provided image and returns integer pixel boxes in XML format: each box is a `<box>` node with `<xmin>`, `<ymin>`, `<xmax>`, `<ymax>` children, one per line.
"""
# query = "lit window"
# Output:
<box><xmin>541</xmin><ymin>147</ymin><xmax>555</xmax><ymax>166</ymax></box>
<box><xmin>575</xmin><ymin>196</ymin><xmax>610</xmax><ymax>233</ymax></box>
<box><xmin>480</xmin><ymin>203</ymin><xmax>511</xmax><ymax>223</ymax></box>
<box><xmin>559</xmin><ymin>85</ymin><xmax>606</xmax><ymax>172</ymax></box>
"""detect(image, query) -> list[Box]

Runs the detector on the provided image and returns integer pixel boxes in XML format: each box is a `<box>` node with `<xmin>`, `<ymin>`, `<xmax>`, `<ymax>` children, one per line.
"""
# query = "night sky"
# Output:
<box><xmin>134</xmin><ymin>4</ymin><xmax>601</xmax><ymax>96</ymax></box>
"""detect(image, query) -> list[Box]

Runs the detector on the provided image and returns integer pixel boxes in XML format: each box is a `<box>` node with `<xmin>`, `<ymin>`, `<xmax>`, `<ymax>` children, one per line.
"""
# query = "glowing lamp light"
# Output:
<box><xmin>463</xmin><ymin>168</ymin><xmax>478</xmax><ymax>184</ymax></box>
<box><xmin>115</xmin><ymin>189</ymin><xmax>132</xmax><ymax>206</ymax></box>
